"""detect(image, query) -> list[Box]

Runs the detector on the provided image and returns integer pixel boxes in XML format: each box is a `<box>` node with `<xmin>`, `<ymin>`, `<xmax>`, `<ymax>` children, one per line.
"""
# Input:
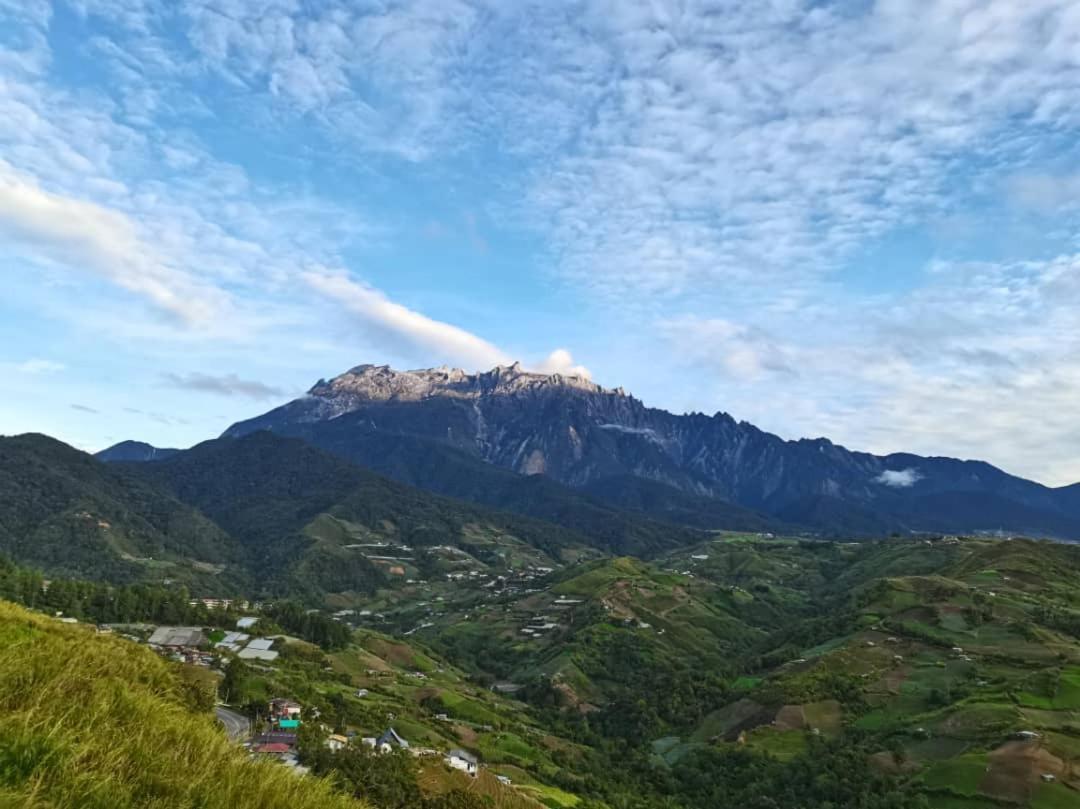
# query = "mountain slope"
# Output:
<box><xmin>223</xmin><ymin>363</ymin><xmax>1080</xmax><ymax>538</ymax></box>
<box><xmin>0</xmin><ymin>433</ymin><xmax>243</xmax><ymax>587</ymax></box>
<box><xmin>232</xmin><ymin>419</ymin><xmax>774</xmax><ymax>547</ymax></box>
<box><xmin>122</xmin><ymin>433</ymin><xmax>709</xmax><ymax>595</ymax></box>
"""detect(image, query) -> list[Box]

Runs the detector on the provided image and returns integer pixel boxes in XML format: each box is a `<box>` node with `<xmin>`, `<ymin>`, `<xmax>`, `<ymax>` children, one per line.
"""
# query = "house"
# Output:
<box><xmin>269</xmin><ymin>698</ymin><xmax>302</xmax><ymax>721</ymax></box>
<box><xmin>356</xmin><ymin>689</ymin><xmax>369</xmax><ymax>698</ymax></box>
<box><xmin>361</xmin><ymin>737</ymin><xmax>377</xmax><ymax>749</ymax></box>
<box><xmin>326</xmin><ymin>734</ymin><xmax>349</xmax><ymax>752</ymax></box>
<box><xmin>237</xmin><ymin>647</ymin><xmax>278</xmax><ymax>662</ymax></box>
<box><xmin>195</xmin><ymin>597</ymin><xmax>233</xmax><ymax>610</ymax></box>
<box><xmin>236</xmin><ymin>617</ymin><xmax>259</xmax><ymax>630</ymax></box>
<box><xmin>240</xmin><ymin>638</ymin><xmax>279</xmax><ymax>662</ymax></box>
<box><xmin>148</xmin><ymin>626</ymin><xmax>206</xmax><ymax>648</ymax></box>
<box><xmin>376</xmin><ymin>728</ymin><xmax>409</xmax><ymax>753</ymax></box>
<box><xmin>496</xmin><ymin>775</ymin><xmax>512</xmax><ymax>785</ymax></box>
<box><xmin>253</xmin><ymin>742</ymin><xmax>292</xmax><ymax>755</ymax></box>
<box><xmin>253</xmin><ymin>731</ymin><xmax>298</xmax><ymax>748</ymax></box>
<box><xmin>445</xmin><ymin>749</ymin><xmax>478</xmax><ymax>776</ymax></box>
<box><xmin>1041</xmin><ymin>774</ymin><xmax>1056</xmax><ymax>783</ymax></box>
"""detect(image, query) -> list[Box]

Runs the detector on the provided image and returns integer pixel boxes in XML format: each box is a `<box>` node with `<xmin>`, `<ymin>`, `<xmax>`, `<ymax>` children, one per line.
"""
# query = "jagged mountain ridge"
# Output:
<box><xmin>222</xmin><ymin>363</ymin><xmax>1080</xmax><ymax>538</ymax></box>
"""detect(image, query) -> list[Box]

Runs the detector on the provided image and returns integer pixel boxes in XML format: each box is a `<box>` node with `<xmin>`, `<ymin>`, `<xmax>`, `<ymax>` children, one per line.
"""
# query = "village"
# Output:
<box><xmin>95</xmin><ymin>606</ymin><xmax>508</xmax><ymax>789</ymax></box>
<box><xmin>246</xmin><ymin>697</ymin><xmax>489</xmax><ymax>782</ymax></box>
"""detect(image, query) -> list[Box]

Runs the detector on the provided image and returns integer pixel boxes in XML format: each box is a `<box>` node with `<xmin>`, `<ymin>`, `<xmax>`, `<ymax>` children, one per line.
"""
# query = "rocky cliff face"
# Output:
<box><xmin>223</xmin><ymin>363</ymin><xmax>1080</xmax><ymax>537</ymax></box>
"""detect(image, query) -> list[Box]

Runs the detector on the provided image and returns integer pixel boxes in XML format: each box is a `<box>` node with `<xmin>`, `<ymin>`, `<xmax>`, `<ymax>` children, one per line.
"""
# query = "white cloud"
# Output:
<box><xmin>874</xmin><ymin>468</ymin><xmax>923</xmax><ymax>488</ymax></box>
<box><xmin>536</xmin><ymin>349</ymin><xmax>590</xmax><ymax>379</ymax></box>
<box><xmin>13</xmin><ymin>358</ymin><xmax>65</xmax><ymax>374</ymax></box>
<box><xmin>0</xmin><ymin>160</ymin><xmax>227</xmax><ymax>324</ymax></box>
<box><xmin>304</xmin><ymin>271</ymin><xmax>512</xmax><ymax>370</ymax></box>
<box><xmin>659</xmin><ymin>318</ymin><xmax>796</xmax><ymax>381</ymax></box>
<box><xmin>1008</xmin><ymin>172</ymin><xmax>1080</xmax><ymax>213</ymax></box>
<box><xmin>305</xmin><ymin>271</ymin><xmax>591</xmax><ymax>377</ymax></box>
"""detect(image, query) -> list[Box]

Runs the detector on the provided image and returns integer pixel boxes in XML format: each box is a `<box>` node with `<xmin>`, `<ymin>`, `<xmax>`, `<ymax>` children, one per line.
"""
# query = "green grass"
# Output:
<box><xmin>744</xmin><ymin>727</ymin><xmax>808</xmax><ymax>761</ymax></box>
<box><xmin>0</xmin><ymin>600</ymin><xmax>362</xmax><ymax>809</ymax></box>
<box><xmin>920</xmin><ymin>753</ymin><xmax>988</xmax><ymax>797</ymax></box>
<box><xmin>1031</xmin><ymin>781</ymin><xmax>1080</xmax><ymax>809</ymax></box>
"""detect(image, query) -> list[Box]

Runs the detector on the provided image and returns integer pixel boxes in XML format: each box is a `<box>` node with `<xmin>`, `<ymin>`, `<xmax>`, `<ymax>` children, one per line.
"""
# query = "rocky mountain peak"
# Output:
<box><xmin>307</xmin><ymin>362</ymin><xmax>618</xmax><ymax>405</ymax></box>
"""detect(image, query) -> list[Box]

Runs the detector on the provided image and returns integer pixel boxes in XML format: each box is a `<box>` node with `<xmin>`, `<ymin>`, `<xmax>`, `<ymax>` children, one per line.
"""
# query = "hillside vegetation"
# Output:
<box><xmin>0</xmin><ymin>434</ymin><xmax>243</xmax><ymax>590</ymax></box>
<box><xmin>0</xmin><ymin>599</ymin><xmax>363</xmax><ymax>809</ymax></box>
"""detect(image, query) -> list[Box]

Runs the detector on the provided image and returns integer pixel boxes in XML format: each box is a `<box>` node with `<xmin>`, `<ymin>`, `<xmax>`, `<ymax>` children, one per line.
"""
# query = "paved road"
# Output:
<box><xmin>215</xmin><ymin>705</ymin><xmax>250</xmax><ymax>742</ymax></box>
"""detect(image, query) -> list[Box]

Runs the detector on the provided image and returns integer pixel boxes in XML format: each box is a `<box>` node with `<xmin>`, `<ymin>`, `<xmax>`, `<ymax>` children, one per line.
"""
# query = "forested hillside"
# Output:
<box><xmin>0</xmin><ymin>434</ymin><xmax>244</xmax><ymax>588</ymax></box>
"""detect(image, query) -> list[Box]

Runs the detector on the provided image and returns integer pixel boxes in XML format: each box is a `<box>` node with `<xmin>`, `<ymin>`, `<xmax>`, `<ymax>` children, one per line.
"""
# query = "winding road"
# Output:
<box><xmin>215</xmin><ymin>705</ymin><xmax>250</xmax><ymax>742</ymax></box>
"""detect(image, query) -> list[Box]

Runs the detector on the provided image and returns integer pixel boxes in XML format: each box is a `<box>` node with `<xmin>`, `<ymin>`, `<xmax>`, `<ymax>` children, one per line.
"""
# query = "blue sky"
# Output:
<box><xmin>2</xmin><ymin>1</ymin><xmax>1080</xmax><ymax>485</ymax></box>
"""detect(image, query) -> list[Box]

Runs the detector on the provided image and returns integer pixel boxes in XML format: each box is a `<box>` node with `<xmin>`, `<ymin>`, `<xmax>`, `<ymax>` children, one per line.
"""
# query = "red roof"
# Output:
<box><xmin>254</xmin><ymin>743</ymin><xmax>291</xmax><ymax>754</ymax></box>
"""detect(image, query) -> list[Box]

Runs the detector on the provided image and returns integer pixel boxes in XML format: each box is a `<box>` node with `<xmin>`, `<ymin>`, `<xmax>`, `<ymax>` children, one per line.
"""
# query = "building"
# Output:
<box><xmin>238</xmin><ymin>637</ymin><xmax>279</xmax><ymax>662</ymax></box>
<box><xmin>253</xmin><ymin>731</ymin><xmax>298</xmax><ymax>747</ymax></box>
<box><xmin>269</xmin><ymin>699</ymin><xmax>302</xmax><ymax>721</ymax></box>
<box><xmin>376</xmin><ymin>728</ymin><xmax>409</xmax><ymax>753</ymax></box>
<box><xmin>236</xmin><ymin>617</ymin><xmax>259</xmax><ymax>630</ymax></box>
<box><xmin>253</xmin><ymin>742</ymin><xmax>292</xmax><ymax>756</ymax></box>
<box><xmin>147</xmin><ymin>626</ymin><xmax>206</xmax><ymax>648</ymax></box>
<box><xmin>326</xmin><ymin>734</ymin><xmax>349</xmax><ymax>752</ymax></box>
<box><xmin>446</xmin><ymin>749</ymin><xmax>478</xmax><ymax>776</ymax></box>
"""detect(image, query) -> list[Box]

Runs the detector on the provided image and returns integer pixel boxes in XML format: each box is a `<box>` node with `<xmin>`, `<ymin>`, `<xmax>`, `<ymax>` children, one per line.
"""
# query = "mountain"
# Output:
<box><xmin>0</xmin><ymin>433</ymin><xmax>243</xmax><ymax>587</ymax></box>
<box><xmin>223</xmin><ymin>363</ymin><xmax>1080</xmax><ymax>539</ymax></box>
<box><xmin>96</xmin><ymin>440</ymin><xmax>180</xmax><ymax>462</ymax></box>
<box><xmin>223</xmin><ymin>417</ymin><xmax>778</xmax><ymax>548</ymax></box>
<box><xmin>121</xmin><ymin>431</ymin><xmax>715</xmax><ymax>563</ymax></box>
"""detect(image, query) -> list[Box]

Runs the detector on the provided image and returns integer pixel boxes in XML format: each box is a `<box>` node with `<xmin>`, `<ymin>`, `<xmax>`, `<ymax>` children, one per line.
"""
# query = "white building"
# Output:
<box><xmin>446</xmin><ymin>749</ymin><xmax>478</xmax><ymax>776</ymax></box>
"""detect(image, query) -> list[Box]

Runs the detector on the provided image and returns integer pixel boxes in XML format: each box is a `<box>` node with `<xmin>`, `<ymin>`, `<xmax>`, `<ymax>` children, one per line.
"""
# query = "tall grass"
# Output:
<box><xmin>0</xmin><ymin>601</ymin><xmax>366</xmax><ymax>809</ymax></box>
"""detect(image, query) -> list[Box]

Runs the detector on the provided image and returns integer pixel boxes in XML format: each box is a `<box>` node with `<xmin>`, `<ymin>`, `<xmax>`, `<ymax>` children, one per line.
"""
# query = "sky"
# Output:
<box><xmin>2</xmin><ymin>1</ymin><xmax>1080</xmax><ymax>486</ymax></box>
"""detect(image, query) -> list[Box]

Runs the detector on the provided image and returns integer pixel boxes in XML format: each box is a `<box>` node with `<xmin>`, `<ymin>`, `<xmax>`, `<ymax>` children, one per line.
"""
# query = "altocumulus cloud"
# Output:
<box><xmin>162</xmin><ymin>373</ymin><xmax>285</xmax><ymax>401</ymax></box>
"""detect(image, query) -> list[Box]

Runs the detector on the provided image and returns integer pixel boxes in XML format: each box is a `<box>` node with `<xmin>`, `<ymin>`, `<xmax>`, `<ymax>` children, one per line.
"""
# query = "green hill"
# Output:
<box><xmin>0</xmin><ymin>598</ymin><xmax>363</xmax><ymax>809</ymax></box>
<box><xmin>122</xmin><ymin>432</ymin><xmax>611</xmax><ymax>600</ymax></box>
<box><xmin>0</xmin><ymin>434</ymin><xmax>244</xmax><ymax>590</ymax></box>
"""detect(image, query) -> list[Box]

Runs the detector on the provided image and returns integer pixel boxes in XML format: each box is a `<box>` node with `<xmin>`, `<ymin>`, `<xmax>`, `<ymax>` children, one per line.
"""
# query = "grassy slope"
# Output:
<box><xmin>0</xmin><ymin>600</ymin><xmax>362</xmax><ymax>809</ymax></box>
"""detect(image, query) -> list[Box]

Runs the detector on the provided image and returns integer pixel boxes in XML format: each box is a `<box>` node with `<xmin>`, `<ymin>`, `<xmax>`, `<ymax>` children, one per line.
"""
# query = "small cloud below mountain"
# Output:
<box><xmin>162</xmin><ymin>372</ymin><xmax>285</xmax><ymax>401</ymax></box>
<box><xmin>874</xmin><ymin>468</ymin><xmax>923</xmax><ymax>488</ymax></box>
